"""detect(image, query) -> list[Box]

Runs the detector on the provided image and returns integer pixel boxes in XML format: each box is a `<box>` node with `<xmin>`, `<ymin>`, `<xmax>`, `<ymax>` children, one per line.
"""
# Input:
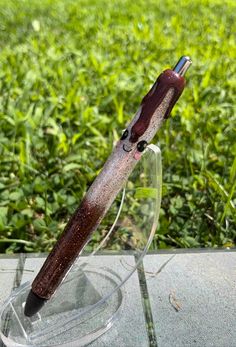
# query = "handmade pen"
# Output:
<box><xmin>24</xmin><ymin>56</ymin><xmax>192</xmax><ymax>317</ymax></box>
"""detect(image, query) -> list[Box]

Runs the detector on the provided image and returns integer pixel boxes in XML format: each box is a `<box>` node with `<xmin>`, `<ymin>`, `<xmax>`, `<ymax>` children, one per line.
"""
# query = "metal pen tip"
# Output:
<box><xmin>173</xmin><ymin>56</ymin><xmax>192</xmax><ymax>76</ymax></box>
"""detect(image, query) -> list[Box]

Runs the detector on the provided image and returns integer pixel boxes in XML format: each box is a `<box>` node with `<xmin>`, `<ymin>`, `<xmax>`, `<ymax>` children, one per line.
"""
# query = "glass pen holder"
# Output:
<box><xmin>0</xmin><ymin>144</ymin><xmax>162</xmax><ymax>347</ymax></box>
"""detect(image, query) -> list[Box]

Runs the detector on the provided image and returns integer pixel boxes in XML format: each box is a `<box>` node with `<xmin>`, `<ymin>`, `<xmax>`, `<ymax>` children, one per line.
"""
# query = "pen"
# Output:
<box><xmin>24</xmin><ymin>56</ymin><xmax>192</xmax><ymax>317</ymax></box>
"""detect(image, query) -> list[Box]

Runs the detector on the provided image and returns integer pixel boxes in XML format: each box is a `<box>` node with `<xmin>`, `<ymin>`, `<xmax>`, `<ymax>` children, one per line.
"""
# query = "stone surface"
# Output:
<box><xmin>0</xmin><ymin>257</ymin><xmax>19</xmax><ymax>347</ymax></box>
<box><xmin>143</xmin><ymin>251</ymin><xmax>236</xmax><ymax>347</ymax></box>
<box><xmin>0</xmin><ymin>258</ymin><xmax>18</xmax><ymax>306</ymax></box>
<box><xmin>1</xmin><ymin>250</ymin><xmax>236</xmax><ymax>347</ymax></box>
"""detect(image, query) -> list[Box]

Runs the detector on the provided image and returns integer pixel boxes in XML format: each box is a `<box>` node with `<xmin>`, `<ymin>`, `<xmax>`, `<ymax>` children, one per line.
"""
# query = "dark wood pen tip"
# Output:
<box><xmin>24</xmin><ymin>289</ymin><xmax>47</xmax><ymax>317</ymax></box>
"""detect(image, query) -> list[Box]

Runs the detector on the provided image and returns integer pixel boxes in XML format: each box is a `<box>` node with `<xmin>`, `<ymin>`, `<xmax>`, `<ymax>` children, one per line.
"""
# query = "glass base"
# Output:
<box><xmin>0</xmin><ymin>144</ymin><xmax>162</xmax><ymax>347</ymax></box>
<box><xmin>1</xmin><ymin>263</ymin><xmax>123</xmax><ymax>347</ymax></box>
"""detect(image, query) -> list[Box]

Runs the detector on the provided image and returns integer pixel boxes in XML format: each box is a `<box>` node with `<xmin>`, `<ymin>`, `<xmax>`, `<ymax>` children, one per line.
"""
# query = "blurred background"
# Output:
<box><xmin>0</xmin><ymin>0</ymin><xmax>235</xmax><ymax>253</ymax></box>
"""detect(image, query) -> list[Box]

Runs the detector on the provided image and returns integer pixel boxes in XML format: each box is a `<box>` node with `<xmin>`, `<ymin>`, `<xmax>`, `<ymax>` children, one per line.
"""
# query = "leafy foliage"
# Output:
<box><xmin>0</xmin><ymin>0</ymin><xmax>235</xmax><ymax>253</ymax></box>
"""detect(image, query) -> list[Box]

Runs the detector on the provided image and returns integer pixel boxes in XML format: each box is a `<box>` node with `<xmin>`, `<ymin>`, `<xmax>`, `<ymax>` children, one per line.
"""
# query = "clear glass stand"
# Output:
<box><xmin>0</xmin><ymin>144</ymin><xmax>162</xmax><ymax>347</ymax></box>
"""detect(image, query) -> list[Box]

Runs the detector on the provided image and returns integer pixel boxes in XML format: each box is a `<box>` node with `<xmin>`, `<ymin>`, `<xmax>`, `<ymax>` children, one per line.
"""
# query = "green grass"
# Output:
<box><xmin>0</xmin><ymin>0</ymin><xmax>235</xmax><ymax>253</ymax></box>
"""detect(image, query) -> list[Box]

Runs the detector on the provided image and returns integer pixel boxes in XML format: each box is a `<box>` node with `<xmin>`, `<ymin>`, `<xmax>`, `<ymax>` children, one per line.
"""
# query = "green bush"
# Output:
<box><xmin>0</xmin><ymin>0</ymin><xmax>235</xmax><ymax>253</ymax></box>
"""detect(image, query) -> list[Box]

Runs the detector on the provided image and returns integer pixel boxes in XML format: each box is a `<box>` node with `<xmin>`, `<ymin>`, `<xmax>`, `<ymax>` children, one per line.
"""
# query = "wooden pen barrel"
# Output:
<box><xmin>31</xmin><ymin>69</ymin><xmax>186</xmax><ymax>300</ymax></box>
